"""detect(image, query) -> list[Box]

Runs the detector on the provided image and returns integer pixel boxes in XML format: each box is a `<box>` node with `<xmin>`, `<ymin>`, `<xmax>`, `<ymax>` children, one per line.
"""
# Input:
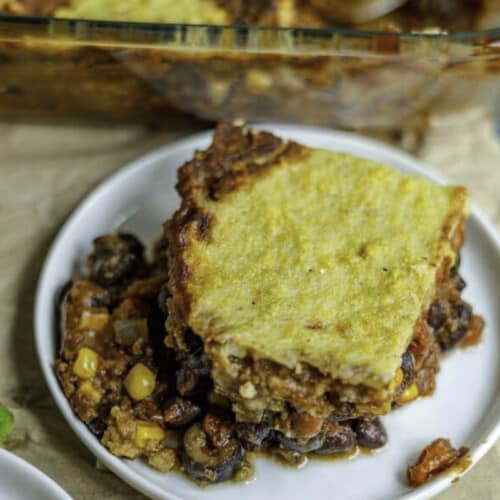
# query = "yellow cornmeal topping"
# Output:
<box><xmin>55</xmin><ymin>0</ymin><xmax>229</xmax><ymax>24</ymax></box>
<box><xmin>55</xmin><ymin>0</ymin><xmax>296</xmax><ymax>25</ymax></box>
<box><xmin>185</xmin><ymin>149</ymin><xmax>468</xmax><ymax>388</ymax></box>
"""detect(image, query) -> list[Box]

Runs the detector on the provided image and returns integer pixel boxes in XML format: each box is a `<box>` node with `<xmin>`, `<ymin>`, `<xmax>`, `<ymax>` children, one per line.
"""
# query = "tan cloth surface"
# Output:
<box><xmin>0</xmin><ymin>114</ymin><xmax>499</xmax><ymax>499</ymax></box>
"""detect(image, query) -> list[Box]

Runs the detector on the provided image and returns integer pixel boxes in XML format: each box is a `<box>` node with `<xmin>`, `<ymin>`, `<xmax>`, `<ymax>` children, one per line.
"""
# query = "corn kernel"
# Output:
<box><xmin>389</xmin><ymin>368</ymin><xmax>404</xmax><ymax>392</ymax></box>
<box><xmin>79</xmin><ymin>311</ymin><xmax>110</xmax><ymax>330</ymax></box>
<box><xmin>78</xmin><ymin>381</ymin><xmax>101</xmax><ymax>404</ymax></box>
<box><xmin>397</xmin><ymin>384</ymin><xmax>419</xmax><ymax>404</ymax></box>
<box><xmin>134</xmin><ymin>421</ymin><xmax>166</xmax><ymax>449</ymax></box>
<box><xmin>73</xmin><ymin>348</ymin><xmax>99</xmax><ymax>379</ymax></box>
<box><xmin>124</xmin><ymin>363</ymin><xmax>156</xmax><ymax>401</ymax></box>
<box><xmin>239</xmin><ymin>381</ymin><xmax>257</xmax><ymax>399</ymax></box>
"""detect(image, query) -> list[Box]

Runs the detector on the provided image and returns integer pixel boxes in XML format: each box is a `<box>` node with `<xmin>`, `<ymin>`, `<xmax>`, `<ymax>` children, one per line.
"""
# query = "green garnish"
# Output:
<box><xmin>0</xmin><ymin>402</ymin><xmax>14</xmax><ymax>445</ymax></box>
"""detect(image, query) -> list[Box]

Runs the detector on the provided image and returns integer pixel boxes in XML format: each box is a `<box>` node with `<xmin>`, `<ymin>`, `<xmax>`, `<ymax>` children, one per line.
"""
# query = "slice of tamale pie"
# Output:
<box><xmin>164</xmin><ymin>122</ymin><xmax>475</xmax><ymax>427</ymax></box>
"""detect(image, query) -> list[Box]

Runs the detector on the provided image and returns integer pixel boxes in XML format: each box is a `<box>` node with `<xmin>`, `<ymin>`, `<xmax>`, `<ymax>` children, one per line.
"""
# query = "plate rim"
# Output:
<box><xmin>0</xmin><ymin>449</ymin><xmax>71</xmax><ymax>500</ymax></box>
<box><xmin>34</xmin><ymin>123</ymin><xmax>500</xmax><ymax>500</ymax></box>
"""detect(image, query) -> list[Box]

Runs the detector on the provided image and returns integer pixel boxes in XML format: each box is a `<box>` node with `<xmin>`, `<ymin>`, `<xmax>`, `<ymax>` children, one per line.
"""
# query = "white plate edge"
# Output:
<box><xmin>0</xmin><ymin>449</ymin><xmax>72</xmax><ymax>500</ymax></box>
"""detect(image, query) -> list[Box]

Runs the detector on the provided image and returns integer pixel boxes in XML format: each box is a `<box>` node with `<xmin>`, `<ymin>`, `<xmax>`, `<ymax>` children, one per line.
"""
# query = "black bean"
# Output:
<box><xmin>436</xmin><ymin>302</ymin><xmax>472</xmax><ymax>350</ymax></box>
<box><xmin>147</xmin><ymin>305</ymin><xmax>176</xmax><ymax>379</ymax></box>
<box><xmin>427</xmin><ymin>303</ymin><xmax>446</xmax><ymax>330</ymax></box>
<box><xmin>278</xmin><ymin>432</ymin><xmax>325</xmax><ymax>453</ymax></box>
<box><xmin>176</xmin><ymin>367</ymin><xmax>199</xmax><ymax>396</ymax></box>
<box><xmin>163</xmin><ymin>397</ymin><xmax>201</xmax><ymax>427</ymax></box>
<box><xmin>184</xmin><ymin>330</ymin><xmax>204</xmax><ymax>356</ymax></box>
<box><xmin>119</xmin><ymin>233</ymin><xmax>144</xmax><ymax>256</ymax></box>
<box><xmin>352</xmin><ymin>418</ymin><xmax>387</xmax><ymax>449</ymax></box>
<box><xmin>181</xmin><ymin>423</ymin><xmax>244</xmax><ymax>483</ymax></box>
<box><xmin>184</xmin><ymin>354</ymin><xmax>211</xmax><ymax>376</ymax></box>
<box><xmin>453</xmin><ymin>303</ymin><xmax>471</xmax><ymax>324</ymax></box>
<box><xmin>435</xmin><ymin>327</ymin><xmax>463</xmax><ymax>351</ymax></box>
<box><xmin>87</xmin><ymin>417</ymin><xmax>107</xmax><ymax>438</ymax></box>
<box><xmin>236</xmin><ymin>422</ymin><xmax>272</xmax><ymax>449</ymax></box>
<box><xmin>401</xmin><ymin>351</ymin><xmax>415</xmax><ymax>380</ymax></box>
<box><xmin>440</xmin><ymin>329</ymin><xmax>467</xmax><ymax>350</ymax></box>
<box><xmin>87</xmin><ymin>234</ymin><xmax>145</xmax><ymax>287</ymax></box>
<box><xmin>314</xmin><ymin>424</ymin><xmax>356</xmax><ymax>455</ymax></box>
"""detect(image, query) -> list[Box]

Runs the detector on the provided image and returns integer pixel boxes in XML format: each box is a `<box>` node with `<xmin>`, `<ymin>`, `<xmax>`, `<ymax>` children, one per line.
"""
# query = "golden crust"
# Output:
<box><xmin>2</xmin><ymin>0</ymin><xmax>294</xmax><ymax>25</ymax></box>
<box><xmin>2</xmin><ymin>0</ymin><xmax>487</xmax><ymax>31</ymax></box>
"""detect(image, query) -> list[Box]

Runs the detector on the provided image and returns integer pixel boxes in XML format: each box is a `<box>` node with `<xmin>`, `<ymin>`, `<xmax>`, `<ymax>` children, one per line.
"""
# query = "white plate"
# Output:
<box><xmin>0</xmin><ymin>449</ymin><xmax>71</xmax><ymax>500</ymax></box>
<box><xmin>34</xmin><ymin>124</ymin><xmax>500</xmax><ymax>500</ymax></box>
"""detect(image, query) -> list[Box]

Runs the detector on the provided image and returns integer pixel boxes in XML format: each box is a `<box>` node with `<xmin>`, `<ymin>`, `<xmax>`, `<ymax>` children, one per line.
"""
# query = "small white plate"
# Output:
<box><xmin>34</xmin><ymin>124</ymin><xmax>500</xmax><ymax>500</ymax></box>
<box><xmin>0</xmin><ymin>449</ymin><xmax>71</xmax><ymax>500</ymax></box>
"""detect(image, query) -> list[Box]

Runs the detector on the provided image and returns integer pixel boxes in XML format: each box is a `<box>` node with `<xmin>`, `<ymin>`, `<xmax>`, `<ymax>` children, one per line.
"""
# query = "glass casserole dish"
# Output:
<box><xmin>0</xmin><ymin>1</ymin><xmax>499</xmax><ymax>131</ymax></box>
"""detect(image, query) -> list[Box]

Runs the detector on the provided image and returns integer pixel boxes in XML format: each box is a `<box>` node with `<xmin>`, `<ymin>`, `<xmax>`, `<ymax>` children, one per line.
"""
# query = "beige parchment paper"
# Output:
<box><xmin>0</xmin><ymin>112</ymin><xmax>498</xmax><ymax>499</ymax></box>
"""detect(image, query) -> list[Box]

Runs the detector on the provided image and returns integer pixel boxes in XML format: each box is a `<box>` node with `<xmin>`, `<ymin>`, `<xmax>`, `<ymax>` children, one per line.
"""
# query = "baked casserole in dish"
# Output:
<box><xmin>0</xmin><ymin>1</ymin><xmax>499</xmax><ymax>129</ymax></box>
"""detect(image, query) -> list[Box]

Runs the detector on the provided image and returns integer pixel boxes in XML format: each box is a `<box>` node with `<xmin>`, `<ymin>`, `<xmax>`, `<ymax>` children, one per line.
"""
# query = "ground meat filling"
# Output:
<box><xmin>56</xmin><ymin>234</ymin><xmax>177</xmax><ymax>469</ymax></box>
<box><xmin>56</xmin><ymin>233</ymin><xmax>483</xmax><ymax>483</ymax></box>
<box><xmin>407</xmin><ymin>438</ymin><xmax>470</xmax><ymax>487</ymax></box>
